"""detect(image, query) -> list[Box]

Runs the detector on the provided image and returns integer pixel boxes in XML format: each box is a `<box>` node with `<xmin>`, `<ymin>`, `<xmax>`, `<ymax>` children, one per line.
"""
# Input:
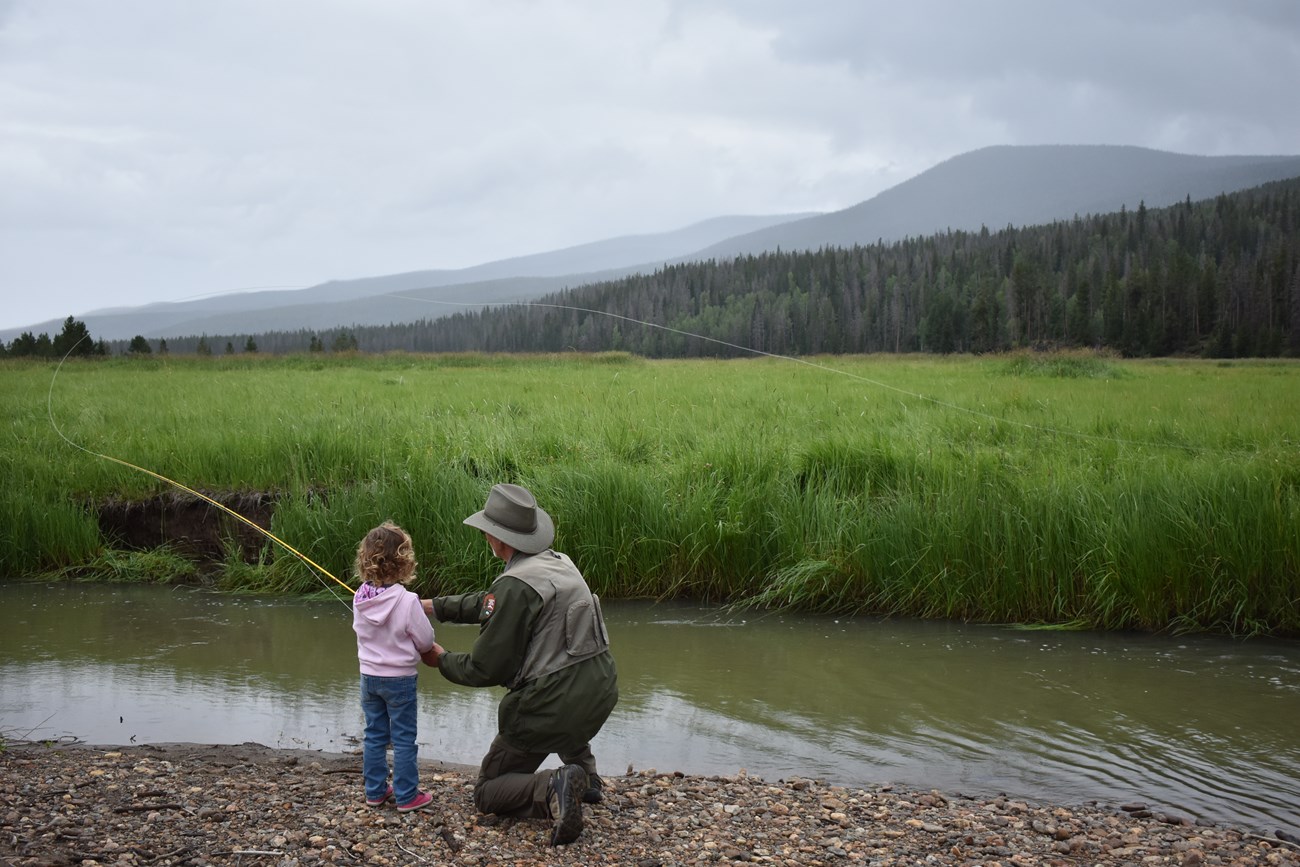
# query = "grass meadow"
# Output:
<box><xmin>2</xmin><ymin>351</ymin><xmax>1298</xmax><ymax>636</ymax></box>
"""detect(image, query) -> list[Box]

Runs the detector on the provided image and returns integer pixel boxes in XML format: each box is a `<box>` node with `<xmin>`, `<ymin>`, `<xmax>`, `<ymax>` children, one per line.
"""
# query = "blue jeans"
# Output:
<box><xmin>359</xmin><ymin>674</ymin><xmax>420</xmax><ymax>804</ymax></box>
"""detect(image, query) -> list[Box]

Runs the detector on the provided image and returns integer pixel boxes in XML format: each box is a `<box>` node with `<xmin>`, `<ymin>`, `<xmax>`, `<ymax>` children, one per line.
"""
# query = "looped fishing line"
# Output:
<box><xmin>47</xmin><ymin>337</ymin><xmax>356</xmax><ymax>608</ymax></box>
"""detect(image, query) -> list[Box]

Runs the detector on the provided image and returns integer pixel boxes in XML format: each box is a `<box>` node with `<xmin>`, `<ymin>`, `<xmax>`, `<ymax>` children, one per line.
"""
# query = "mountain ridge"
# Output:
<box><xmin>6</xmin><ymin>144</ymin><xmax>1300</xmax><ymax>343</ymax></box>
<box><xmin>685</xmin><ymin>145</ymin><xmax>1300</xmax><ymax>259</ymax></box>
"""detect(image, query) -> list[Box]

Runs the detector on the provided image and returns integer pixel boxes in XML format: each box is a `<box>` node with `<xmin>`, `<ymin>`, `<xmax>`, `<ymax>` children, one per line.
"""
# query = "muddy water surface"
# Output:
<box><xmin>1</xmin><ymin>582</ymin><xmax>1297</xmax><ymax>835</ymax></box>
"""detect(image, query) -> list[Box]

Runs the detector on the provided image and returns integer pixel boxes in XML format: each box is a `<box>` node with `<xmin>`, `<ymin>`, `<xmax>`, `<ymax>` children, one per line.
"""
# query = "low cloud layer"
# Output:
<box><xmin>2</xmin><ymin>0</ymin><xmax>1297</xmax><ymax>330</ymax></box>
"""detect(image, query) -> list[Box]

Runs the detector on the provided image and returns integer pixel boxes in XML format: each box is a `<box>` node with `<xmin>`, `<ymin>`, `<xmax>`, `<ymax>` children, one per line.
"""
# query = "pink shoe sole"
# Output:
<box><xmin>365</xmin><ymin>785</ymin><xmax>394</xmax><ymax>807</ymax></box>
<box><xmin>396</xmin><ymin>792</ymin><xmax>433</xmax><ymax>813</ymax></box>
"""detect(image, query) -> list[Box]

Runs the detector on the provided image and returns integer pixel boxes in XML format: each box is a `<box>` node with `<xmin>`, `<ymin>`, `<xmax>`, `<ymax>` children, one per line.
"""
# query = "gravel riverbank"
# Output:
<box><xmin>2</xmin><ymin>742</ymin><xmax>1297</xmax><ymax>866</ymax></box>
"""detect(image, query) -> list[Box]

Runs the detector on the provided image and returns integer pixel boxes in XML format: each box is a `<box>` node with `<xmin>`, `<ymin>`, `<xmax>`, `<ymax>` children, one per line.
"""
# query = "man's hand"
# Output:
<box><xmin>420</xmin><ymin>643</ymin><xmax>445</xmax><ymax>668</ymax></box>
<box><xmin>421</xmin><ymin>598</ymin><xmax>434</xmax><ymax>616</ymax></box>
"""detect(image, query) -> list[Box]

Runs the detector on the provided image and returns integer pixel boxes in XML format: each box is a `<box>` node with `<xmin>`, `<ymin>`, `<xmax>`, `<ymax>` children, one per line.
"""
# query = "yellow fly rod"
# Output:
<box><xmin>47</xmin><ymin>343</ymin><xmax>355</xmax><ymax>600</ymax></box>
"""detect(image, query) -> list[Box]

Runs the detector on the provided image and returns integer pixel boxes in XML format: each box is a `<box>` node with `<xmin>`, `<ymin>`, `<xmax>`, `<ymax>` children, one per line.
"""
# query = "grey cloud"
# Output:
<box><xmin>686</xmin><ymin>0</ymin><xmax>1299</xmax><ymax>155</ymax></box>
<box><xmin>2</xmin><ymin>0</ymin><xmax>1297</xmax><ymax>330</ymax></box>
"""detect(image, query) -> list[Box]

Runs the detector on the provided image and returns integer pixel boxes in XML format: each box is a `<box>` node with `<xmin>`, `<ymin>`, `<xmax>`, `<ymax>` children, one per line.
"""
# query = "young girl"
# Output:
<box><xmin>352</xmin><ymin>521</ymin><xmax>436</xmax><ymax>812</ymax></box>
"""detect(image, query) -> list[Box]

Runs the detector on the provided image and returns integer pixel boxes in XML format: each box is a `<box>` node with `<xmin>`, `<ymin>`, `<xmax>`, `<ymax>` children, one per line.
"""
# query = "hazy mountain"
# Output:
<box><xmin>686</xmin><ymin>145</ymin><xmax>1300</xmax><ymax>259</ymax></box>
<box><xmin>8</xmin><ymin>145</ymin><xmax>1300</xmax><ymax>344</ymax></box>
<box><xmin>149</xmin><ymin>271</ymin><xmax>643</xmax><ymax>337</ymax></box>
<box><xmin>4</xmin><ymin>214</ymin><xmax>812</xmax><ymax>342</ymax></box>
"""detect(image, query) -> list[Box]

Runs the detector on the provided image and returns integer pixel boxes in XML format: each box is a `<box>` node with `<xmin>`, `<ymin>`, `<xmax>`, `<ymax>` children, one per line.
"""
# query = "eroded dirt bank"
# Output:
<box><xmin>2</xmin><ymin>742</ymin><xmax>1298</xmax><ymax>866</ymax></box>
<box><xmin>95</xmin><ymin>492</ymin><xmax>278</xmax><ymax>565</ymax></box>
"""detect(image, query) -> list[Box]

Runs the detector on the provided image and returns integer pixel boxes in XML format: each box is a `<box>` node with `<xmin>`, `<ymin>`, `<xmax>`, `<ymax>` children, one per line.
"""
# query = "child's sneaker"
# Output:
<box><xmin>365</xmin><ymin>785</ymin><xmax>394</xmax><ymax>807</ymax></box>
<box><xmin>396</xmin><ymin>791</ymin><xmax>433</xmax><ymax>813</ymax></box>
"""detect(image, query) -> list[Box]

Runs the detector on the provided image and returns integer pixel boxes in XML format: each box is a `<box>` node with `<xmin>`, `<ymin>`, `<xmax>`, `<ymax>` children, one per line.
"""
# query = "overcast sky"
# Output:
<box><xmin>3</xmin><ymin>0</ymin><xmax>1298</xmax><ymax>331</ymax></box>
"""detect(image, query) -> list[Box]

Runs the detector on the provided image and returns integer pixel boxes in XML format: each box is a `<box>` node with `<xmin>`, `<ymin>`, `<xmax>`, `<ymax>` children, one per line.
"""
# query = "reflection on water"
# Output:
<box><xmin>1</xmin><ymin>583</ymin><xmax>1297</xmax><ymax>834</ymax></box>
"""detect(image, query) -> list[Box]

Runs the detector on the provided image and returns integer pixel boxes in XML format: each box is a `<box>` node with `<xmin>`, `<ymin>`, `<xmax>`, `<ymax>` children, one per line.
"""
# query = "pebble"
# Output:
<box><xmin>1</xmin><ymin>742</ymin><xmax>1297</xmax><ymax>866</ymax></box>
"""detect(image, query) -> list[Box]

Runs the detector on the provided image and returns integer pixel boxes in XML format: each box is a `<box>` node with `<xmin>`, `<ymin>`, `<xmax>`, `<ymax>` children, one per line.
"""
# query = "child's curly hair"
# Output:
<box><xmin>354</xmin><ymin>521</ymin><xmax>417</xmax><ymax>587</ymax></box>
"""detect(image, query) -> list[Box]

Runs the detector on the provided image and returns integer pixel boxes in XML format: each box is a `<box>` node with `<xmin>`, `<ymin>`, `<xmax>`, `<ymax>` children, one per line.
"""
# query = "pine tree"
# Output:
<box><xmin>53</xmin><ymin>317</ymin><xmax>95</xmax><ymax>357</ymax></box>
<box><xmin>9</xmin><ymin>332</ymin><xmax>39</xmax><ymax>357</ymax></box>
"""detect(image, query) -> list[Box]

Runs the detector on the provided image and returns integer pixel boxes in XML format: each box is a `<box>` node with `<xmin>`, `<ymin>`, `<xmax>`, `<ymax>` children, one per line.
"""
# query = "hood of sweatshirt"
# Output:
<box><xmin>354</xmin><ymin>584</ymin><xmax>404</xmax><ymax>625</ymax></box>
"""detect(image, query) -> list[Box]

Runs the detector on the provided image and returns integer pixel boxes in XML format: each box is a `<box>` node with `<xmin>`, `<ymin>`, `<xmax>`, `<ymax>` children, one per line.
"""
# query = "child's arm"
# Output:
<box><xmin>408</xmin><ymin>593</ymin><xmax>436</xmax><ymax>654</ymax></box>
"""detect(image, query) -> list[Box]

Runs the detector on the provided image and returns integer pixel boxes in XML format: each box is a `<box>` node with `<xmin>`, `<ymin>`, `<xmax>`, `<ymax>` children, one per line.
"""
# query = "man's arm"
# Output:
<box><xmin>424</xmin><ymin>591</ymin><xmax>487</xmax><ymax>623</ymax></box>
<box><xmin>437</xmin><ymin>576</ymin><xmax>542</xmax><ymax>688</ymax></box>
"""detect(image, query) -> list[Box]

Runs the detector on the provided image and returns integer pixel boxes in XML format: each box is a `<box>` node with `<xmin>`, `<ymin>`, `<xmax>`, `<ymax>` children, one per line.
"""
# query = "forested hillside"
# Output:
<box><xmin>17</xmin><ymin>177</ymin><xmax>1296</xmax><ymax>359</ymax></box>
<box><xmin>343</xmin><ymin>178</ymin><xmax>1300</xmax><ymax>358</ymax></box>
<box><xmin>405</xmin><ymin>178</ymin><xmax>1299</xmax><ymax>358</ymax></box>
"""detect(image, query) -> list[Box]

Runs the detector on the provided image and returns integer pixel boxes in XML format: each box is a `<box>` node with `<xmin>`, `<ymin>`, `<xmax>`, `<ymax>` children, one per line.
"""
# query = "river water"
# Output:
<box><xmin>1</xmin><ymin>583</ymin><xmax>1297</xmax><ymax>835</ymax></box>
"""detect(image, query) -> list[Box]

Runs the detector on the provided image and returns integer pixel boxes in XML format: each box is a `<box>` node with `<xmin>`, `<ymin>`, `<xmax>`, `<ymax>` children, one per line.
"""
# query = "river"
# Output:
<box><xmin>1</xmin><ymin>582</ymin><xmax>1296</xmax><ymax>835</ymax></box>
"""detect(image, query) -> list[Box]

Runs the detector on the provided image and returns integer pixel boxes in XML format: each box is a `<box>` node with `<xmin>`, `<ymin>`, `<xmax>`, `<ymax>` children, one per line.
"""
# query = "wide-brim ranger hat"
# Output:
<box><xmin>463</xmin><ymin>483</ymin><xmax>555</xmax><ymax>554</ymax></box>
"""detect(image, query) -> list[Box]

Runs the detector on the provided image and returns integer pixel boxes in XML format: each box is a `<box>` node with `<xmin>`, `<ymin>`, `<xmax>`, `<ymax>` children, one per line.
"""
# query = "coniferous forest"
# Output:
<box><xmin>407</xmin><ymin>178</ymin><xmax>1300</xmax><ymax>359</ymax></box>
<box><xmin>7</xmin><ymin>177</ymin><xmax>1299</xmax><ymax>359</ymax></box>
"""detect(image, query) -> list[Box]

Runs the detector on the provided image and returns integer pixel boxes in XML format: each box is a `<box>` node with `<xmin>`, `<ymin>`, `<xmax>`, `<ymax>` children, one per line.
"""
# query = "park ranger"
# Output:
<box><xmin>422</xmin><ymin>483</ymin><xmax>619</xmax><ymax>846</ymax></box>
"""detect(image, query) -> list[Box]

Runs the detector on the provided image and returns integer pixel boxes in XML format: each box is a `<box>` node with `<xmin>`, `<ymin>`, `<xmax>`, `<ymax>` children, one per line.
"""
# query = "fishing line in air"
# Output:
<box><xmin>47</xmin><ymin>338</ymin><xmax>356</xmax><ymax>608</ymax></box>
<box><xmin>383</xmin><ymin>293</ymin><xmax>1203</xmax><ymax>454</ymax></box>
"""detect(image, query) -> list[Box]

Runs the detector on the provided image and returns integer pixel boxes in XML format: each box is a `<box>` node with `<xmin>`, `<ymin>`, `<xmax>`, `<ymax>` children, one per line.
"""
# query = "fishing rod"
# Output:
<box><xmin>47</xmin><ymin>337</ymin><xmax>356</xmax><ymax>606</ymax></box>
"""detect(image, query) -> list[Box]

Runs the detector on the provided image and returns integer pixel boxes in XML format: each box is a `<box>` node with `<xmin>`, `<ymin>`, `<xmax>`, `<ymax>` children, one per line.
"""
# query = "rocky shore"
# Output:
<box><xmin>2</xmin><ymin>742</ymin><xmax>1297</xmax><ymax>867</ymax></box>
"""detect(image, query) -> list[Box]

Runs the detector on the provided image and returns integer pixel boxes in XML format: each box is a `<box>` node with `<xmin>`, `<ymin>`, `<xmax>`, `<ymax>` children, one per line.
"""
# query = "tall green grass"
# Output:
<box><xmin>2</xmin><ymin>351</ymin><xmax>1297</xmax><ymax>636</ymax></box>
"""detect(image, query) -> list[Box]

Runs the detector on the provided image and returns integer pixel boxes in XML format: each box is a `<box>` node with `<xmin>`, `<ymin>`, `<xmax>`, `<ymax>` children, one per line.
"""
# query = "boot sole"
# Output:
<box><xmin>550</xmin><ymin>765</ymin><xmax>586</xmax><ymax>845</ymax></box>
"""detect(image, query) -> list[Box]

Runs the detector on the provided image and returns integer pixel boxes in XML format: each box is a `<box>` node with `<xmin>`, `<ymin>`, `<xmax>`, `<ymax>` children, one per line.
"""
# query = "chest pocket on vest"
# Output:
<box><xmin>564</xmin><ymin>596</ymin><xmax>608</xmax><ymax>657</ymax></box>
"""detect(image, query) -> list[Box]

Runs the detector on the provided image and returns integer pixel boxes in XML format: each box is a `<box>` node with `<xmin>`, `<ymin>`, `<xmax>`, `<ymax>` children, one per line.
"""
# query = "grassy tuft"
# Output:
<box><xmin>45</xmin><ymin>547</ymin><xmax>200</xmax><ymax>585</ymax></box>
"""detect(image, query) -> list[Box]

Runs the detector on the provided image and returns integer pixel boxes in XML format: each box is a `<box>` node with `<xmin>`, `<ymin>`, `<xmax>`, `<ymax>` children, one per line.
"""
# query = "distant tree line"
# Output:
<box><xmin>130</xmin><ymin>329</ymin><xmax>360</xmax><ymax>356</ymax></box>
<box><xmin>0</xmin><ymin>322</ymin><xmax>358</xmax><ymax>358</ymax></box>
<box><xmin>7</xmin><ymin>177</ymin><xmax>1299</xmax><ymax>360</ymax></box>
<box><xmin>1</xmin><ymin>317</ymin><xmax>109</xmax><ymax>358</ymax></box>
<box><xmin>0</xmin><ymin>317</ymin><xmax>178</xmax><ymax>359</ymax></box>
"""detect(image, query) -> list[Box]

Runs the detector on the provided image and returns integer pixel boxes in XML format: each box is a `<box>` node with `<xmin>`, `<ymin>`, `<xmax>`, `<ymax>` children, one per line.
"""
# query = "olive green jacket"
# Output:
<box><xmin>430</xmin><ymin>553</ymin><xmax>618</xmax><ymax>755</ymax></box>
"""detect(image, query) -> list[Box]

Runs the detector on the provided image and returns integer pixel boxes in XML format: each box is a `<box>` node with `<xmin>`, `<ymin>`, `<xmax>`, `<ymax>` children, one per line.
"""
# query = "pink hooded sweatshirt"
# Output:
<box><xmin>352</xmin><ymin>583</ymin><xmax>436</xmax><ymax>677</ymax></box>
